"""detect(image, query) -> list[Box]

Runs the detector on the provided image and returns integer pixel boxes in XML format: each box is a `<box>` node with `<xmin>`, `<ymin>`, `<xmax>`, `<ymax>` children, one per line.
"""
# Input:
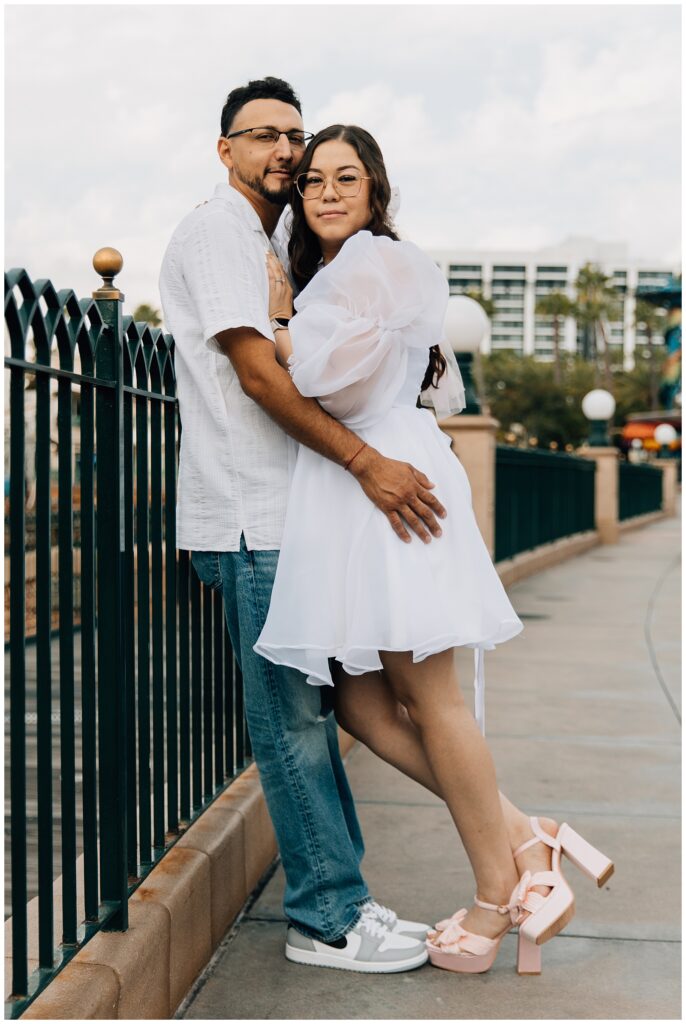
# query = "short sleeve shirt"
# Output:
<box><xmin>159</xmin><ymin>183</ymin><xmax>296</xmax><ymax>552</ymax></box>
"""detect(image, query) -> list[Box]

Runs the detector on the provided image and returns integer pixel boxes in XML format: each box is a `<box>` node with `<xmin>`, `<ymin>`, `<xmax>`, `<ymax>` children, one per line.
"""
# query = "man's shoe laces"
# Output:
<box><xmin>359</xmin><ymin>908</ymin><xmax>391</xmax><ymax>939</ymax></box>
<box><xmin>365</xmin><ymin>899</ymin><xmax>398</xmax><ymax>928</ymax></box>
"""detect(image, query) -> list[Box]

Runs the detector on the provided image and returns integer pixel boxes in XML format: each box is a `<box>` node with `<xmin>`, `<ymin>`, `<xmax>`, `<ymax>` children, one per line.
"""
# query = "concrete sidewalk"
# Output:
<box><xmin>180</xmin><ymin>513</ymin><xmax>681</xmax><ymax>1020</ymax></box>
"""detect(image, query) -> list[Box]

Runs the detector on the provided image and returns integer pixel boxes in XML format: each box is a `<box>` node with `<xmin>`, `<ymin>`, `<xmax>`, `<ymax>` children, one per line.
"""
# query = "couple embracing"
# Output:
<box><xmin>160</xmin><ymin>76</ymin><xmax>612</xmax><ymax>976</ymax></box>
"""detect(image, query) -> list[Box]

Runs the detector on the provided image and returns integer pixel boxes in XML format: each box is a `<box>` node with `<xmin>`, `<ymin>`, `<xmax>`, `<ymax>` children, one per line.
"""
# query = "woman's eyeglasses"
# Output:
<box><xmin>296</xmin><ymin>171</ymin><xmax>371</xmax><ymax>200</ymax></box>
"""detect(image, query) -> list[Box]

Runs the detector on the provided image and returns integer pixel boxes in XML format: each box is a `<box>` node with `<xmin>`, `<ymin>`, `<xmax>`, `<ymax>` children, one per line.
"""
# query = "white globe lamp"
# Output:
<box><xmin>654</xmin><ymin>422</ymin><xmax>677</xmax><ymax>459</ymax></box>
<box><xmin>443</xmin><ymin>295</ymin><xmax>489</xmax><ymax>354</ymax></box>
<box><xmin>581</xmin><ymin>388</ymin><xmax>616</xmax><ymax>447</ymax></box>
<box><xmin>654</xmin><ymin>423</ymin><xmax>677</xmax><ymax>446</ymax></box>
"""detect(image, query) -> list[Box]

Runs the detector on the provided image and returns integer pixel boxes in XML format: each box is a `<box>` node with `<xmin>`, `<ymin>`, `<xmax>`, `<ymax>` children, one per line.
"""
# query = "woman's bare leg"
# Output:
<box><xmin>333</xmin><ymin>667</ymin><xmax>439</xmax><ymax>792</ymax></box>
<box><xmin>333</xmin><ymin>665</ymin><xmax>554</xmax><ymax>896</ymax></box>
<box><xmin>372</xmin><ymin>648</ymin><xmax>519</xmax><ymax>938</ymax></box>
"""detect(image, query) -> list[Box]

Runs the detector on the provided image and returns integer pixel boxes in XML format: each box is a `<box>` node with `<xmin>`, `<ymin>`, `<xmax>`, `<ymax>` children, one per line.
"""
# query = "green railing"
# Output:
<box><xmin>618</xmin><ymin>461</ymin><xmax>664</xmax><ymax>520</ymax></box>
<box><xmin>4</xmin><ymin>257</ymin><xmax>250</xmax><ymax>1018</ymax></box>
<box><xmin>494</xmin><ymin>446</ymin><xmax>596</xmax><ymax>563</ymax></box>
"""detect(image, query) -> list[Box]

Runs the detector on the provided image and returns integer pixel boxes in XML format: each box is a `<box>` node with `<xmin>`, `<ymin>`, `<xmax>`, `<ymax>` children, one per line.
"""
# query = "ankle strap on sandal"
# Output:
<box><xmin>513</xmin><ymin>816</ymin><xmax>561</xmax><ymax>859</ymax></box>
<box><xmin>474</xmin><ymin>870</ymin><xmax>538</xmax><ymax>925</ymax></box>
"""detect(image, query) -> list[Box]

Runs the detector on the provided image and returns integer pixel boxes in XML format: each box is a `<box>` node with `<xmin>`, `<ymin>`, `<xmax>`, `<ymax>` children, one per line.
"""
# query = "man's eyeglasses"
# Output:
<box><xmin>296</xmin><ymin>171</ymin><xmax>371</xmax><ymax>200</ymax></box>
<box><xmin>225</xmin><ymin>127</ymin><xmax>314</xmax><ymax>149</ymax></box>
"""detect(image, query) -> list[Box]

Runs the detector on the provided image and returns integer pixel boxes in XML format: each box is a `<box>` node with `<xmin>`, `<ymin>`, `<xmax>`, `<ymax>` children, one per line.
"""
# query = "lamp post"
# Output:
<box><xmin>581</xmin><ymin>388</ymin><xmax>616</xmax><ymax>447</ymax></box>
<box><xmin>652</xmin><ymin>423</ymin><xmax>679</xmax><ymax>515</ymax></box>
<box><xmin>654</xmin><ymin>422</ymin><xmax>677</xmax><ymax>459</ymax></box>
<box><xmin>443</xmin><ymin>295</ymin><xmax>489</xmax><ymax>414</ymax></box>
<box><xmin>629</xmin><ymin>437</ymin><xmax>644</xmax><ymax>464</ymax></box>
<box><xmin>578</xmin><ymin>388</ymin><xmax>620</xmax><ymax>543</ymax></box>
<box><xmin>438</xmin><ymin>295</ymin><xmax>495</xmax><ymax>555</ymax></box>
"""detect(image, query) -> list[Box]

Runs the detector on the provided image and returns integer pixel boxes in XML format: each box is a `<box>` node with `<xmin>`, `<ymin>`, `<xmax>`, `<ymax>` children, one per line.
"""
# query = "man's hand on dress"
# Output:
<box><xmin>347</xmin><ymin>445</ymin><xmax>447</xmax><ymax>544</ymax></box>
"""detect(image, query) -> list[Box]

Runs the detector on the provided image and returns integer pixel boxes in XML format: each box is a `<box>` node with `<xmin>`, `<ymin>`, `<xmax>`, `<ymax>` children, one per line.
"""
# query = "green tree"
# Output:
<box><xmin>481</xmin><ymin>349</ymin><xmax>667</xmax><ymax>449</ymax></box>
<box><xmin>535</xmin><ymin>291</ymin><xmax>575</xmax><ymax>387</ymax></box>
<box><xmin>612</xmin><ymin>346</ymin><xmax>668</xmax><ymax>425</ymax></box>
<box><xmin>481</xmin><ymin>351</ymin><xmax>596</xmax><ymax>448</ymax></box>
<box><xmin>633</xmin><ymin>299</ymin><xmax>665</xmax><ymax>412</ymax></box>
<box><xmin>132</xmin><ymin>303</ymin><xmax>162</xmax><ymax>327</ymax></box>
<box><xmin>574</xmin><ymin>264</ymin><xmax>622</xmax><ymax>391</ymax></box>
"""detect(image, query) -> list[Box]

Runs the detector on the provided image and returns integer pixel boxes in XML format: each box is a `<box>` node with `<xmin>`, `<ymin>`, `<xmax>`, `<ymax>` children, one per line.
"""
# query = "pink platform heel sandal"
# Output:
<box><xmin>427</xmin><ymin>876</ymin><xmax>534</xmax><ymax>974</ymax></box>
<box><xmin>514</xmin><ymin>816</ymin><xmax>614</xmax><ymax>951</ymax></box>
<box><xmin>429</xmin><ymin>819</ymin><xmax>614</xmax><ymax>976</ymax></box>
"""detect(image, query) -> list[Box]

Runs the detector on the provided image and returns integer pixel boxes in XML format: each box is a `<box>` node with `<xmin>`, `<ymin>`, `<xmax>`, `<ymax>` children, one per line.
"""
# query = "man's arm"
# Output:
<box><xmin>215</xmin><ymin>327</ymin><xmax>446</xmax><ymax>543</ymax></box>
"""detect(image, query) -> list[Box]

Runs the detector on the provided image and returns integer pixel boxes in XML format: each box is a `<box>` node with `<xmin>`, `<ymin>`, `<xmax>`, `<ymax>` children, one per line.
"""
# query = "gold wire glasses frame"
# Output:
<box><xmin>296</xmin><ymin>172</ymin><xmax>372</xmax><ymax>200</ymax></box>
<box><xmin>224</xmin><ymin>126</ymin><xmax>314</xmax><ymax>148</ymax></box>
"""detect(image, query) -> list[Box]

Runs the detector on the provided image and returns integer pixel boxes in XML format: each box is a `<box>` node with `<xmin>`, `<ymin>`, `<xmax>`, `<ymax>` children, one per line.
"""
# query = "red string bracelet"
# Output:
<box><xmin>344</xmin><ymin>441</ymin><xmax>368</xmax><ymax>472</ymax></box>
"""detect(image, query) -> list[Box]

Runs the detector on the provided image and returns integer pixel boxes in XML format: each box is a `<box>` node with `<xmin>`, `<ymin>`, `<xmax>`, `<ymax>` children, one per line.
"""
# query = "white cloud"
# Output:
<box><xmin>313</xmin><ymin>84</ymin><xmax>435</xmax><ymax>163</ymax></box>
<box><xmin>4</xmin><ymin>3</ymin><xmax>681</xmax><ymax>311</ymax></box>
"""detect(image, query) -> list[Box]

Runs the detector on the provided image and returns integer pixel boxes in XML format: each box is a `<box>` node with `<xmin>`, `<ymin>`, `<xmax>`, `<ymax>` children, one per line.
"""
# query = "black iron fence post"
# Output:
<box><xmin>4</xmin><ymin>256</ymin><xmax>252</xmax><ymax>1015</ymax></box>
<box><xmin>7</xmin><ymin>278</ymin><xmax>28</xmax><ymax>997</ymax></box>
<box><xmin>92</xmin><ymin>248</ymin><xmax>128</xmax><ymax>929</ymax></box>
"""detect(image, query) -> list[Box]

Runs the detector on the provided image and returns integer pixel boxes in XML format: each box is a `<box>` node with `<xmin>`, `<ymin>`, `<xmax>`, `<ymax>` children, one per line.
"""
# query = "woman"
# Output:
<box><xmin>254</xmin><ymin>125</ymin><xmax>613</xmax><ymax>974</ymax></box>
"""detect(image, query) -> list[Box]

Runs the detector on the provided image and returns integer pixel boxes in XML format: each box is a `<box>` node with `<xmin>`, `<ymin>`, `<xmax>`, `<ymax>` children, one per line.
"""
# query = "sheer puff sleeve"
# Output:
<box><xmin>288</xmin><ymin>231</ymin><xmax>459</xmax><ymax>429</ymax></box>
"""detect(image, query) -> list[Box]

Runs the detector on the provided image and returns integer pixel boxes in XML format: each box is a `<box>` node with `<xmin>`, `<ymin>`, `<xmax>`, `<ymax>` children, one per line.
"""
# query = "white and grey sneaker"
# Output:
<box><xmin>285</xmin><ymin>909</ymin><xmax>428</xmax><ymax>973</ymax></box>
<box><xmin>363</xmin><ymin>899</ymin><xmax>430</xmax><ymax>941</ymax></box>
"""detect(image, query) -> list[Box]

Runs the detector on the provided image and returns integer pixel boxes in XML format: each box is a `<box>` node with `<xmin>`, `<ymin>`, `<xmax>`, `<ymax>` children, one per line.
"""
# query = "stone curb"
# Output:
<box><xmin>617</xmin><ymin>509</ymin><xmax>666</xmax><ymax>533</ymax></box>
<box><xmin>495</xmin><ymin>510</ymin><xmax>668</xmax><ymax>588</ymax></box>
<box><xmin>19</xmin><ymin>730</ymin><xmax>356</xmax><ymax>1020</ymax></box>
<box><xmin>496</xmin><ymin>529</ymin><xmax>600</xmax><ymax>587</ymax></box>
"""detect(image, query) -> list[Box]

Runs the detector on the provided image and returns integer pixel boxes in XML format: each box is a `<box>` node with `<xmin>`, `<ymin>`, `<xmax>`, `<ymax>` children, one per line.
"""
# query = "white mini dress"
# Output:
<box><xmin>254</xmin><ymin>231</ymin><xmax>523</xmax><ymax>732</ymax></box>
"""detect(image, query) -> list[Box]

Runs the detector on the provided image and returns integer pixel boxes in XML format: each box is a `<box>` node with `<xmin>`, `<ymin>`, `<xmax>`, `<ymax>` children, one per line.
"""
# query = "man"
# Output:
<box><xmin>160</xmin><ymin>77</ymin><xmax>444</xmax><ymax>972</ymax></box>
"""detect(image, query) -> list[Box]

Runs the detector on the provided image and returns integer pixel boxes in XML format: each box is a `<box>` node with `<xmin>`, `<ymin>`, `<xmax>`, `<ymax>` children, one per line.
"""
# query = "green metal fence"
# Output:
<box><xmin>494</xmin><ymin>446</ymin><xmax>596</xmax><ymax>563</ymax></box>
<box><xmin>4</xmin><ymin>258</ymin><xmax>250</xmax><ymax>1018</ymax></box>
<box><xmin>618</xmin><ymin>461</ymin><xmax>664</xmax><ymax>520</ymax></box>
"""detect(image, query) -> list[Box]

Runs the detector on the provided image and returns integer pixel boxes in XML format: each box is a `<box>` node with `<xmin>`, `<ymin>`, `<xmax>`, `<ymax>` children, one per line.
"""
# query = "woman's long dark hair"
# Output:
<box><xmin>288</xmin><ymin>124</ymin><xmax>445</xmax><ymax>393</ymax></box>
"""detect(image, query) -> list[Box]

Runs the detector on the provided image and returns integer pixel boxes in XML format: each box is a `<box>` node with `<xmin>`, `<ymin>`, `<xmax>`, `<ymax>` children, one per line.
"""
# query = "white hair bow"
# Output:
<box><xmin>387</xmin><ymin>186</ymin><xmax>401</xmax><ymax>221</ymax></box>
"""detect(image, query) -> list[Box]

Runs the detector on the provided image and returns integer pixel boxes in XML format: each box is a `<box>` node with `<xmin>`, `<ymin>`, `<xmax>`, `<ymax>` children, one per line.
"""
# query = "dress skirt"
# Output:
<box><xmin>254</xmin><ymin>404</ymin><xmax>523</xmax><ymax>691</ymax></box>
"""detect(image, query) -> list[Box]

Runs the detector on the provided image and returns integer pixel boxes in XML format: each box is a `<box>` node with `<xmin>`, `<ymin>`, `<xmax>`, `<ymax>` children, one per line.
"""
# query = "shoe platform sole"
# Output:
<box><xmin>534</xmin><ymin>900</ymin><xmax>576</xmax><ymax>945</ymax></box>
<box><xmin>285</xmin><ymin>944</ymin><xmax>428</xmax><ymax>973</ymax></box>
<box><xmin>427</xmin><ymin>947</ymin><xmax>497</xmax><ymax>974</ymax></box>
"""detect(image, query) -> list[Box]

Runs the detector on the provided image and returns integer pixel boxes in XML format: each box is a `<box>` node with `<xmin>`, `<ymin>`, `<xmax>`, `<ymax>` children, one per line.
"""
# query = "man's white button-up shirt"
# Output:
<box><xmin>159</xmin><ymin>183</ymin><xmax>296</xmax><ymax>552</ymax></box>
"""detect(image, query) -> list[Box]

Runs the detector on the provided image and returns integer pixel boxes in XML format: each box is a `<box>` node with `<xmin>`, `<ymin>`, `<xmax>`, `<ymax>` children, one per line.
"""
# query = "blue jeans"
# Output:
<box><xmin>191</xmin><ymin>539</ymin><xmax>369</xmax><ymax>941</ymax></box>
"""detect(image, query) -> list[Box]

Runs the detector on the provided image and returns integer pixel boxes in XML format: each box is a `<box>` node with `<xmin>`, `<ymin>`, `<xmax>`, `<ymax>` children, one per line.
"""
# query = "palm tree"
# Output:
<box><xmin>633</xmin><ymin>299</ymin><xmax>664</xmax><ymax>411</ymax></box>
<box><xmin>132</xmin><ymin>303</ymin><xmax>162</xmax><ymax>327</ymax></box>
<box><xmin>535</xmin><ymin>291</ymin><xmax>574</xmax><ymax>386</ymax></box>
<box><xmin>574</xmin><ymin>264</ymin><xmax>622</xmax><ymax>391</ymax></box>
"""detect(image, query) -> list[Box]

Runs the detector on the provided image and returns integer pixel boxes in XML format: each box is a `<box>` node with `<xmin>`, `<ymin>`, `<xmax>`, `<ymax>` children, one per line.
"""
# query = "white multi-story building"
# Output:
<box><xmin>427</xmin><ymin>236</ymin><xmax>678</xmax><ymax>369</ymax></box>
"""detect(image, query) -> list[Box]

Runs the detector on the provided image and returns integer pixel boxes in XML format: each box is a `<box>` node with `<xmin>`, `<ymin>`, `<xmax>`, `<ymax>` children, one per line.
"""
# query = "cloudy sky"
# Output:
<box><xmin>5</xmin><ymin>3</ymin><xmax>681</xmax><ymax>312</ymax></box>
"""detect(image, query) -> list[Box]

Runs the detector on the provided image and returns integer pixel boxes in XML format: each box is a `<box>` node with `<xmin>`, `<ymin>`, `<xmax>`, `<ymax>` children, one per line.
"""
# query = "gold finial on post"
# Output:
<box><xmin>92</xmin><ymin>247</ymin><xmax>125</xmax><ymax>300</ymax></box>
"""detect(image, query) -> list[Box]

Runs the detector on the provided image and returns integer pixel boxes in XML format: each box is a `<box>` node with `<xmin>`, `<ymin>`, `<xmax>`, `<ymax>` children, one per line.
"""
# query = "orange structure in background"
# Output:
<box><xmin>621</xmin><ymin>411</ymin><xmax>681</xmax><ymax>453</ymax></box>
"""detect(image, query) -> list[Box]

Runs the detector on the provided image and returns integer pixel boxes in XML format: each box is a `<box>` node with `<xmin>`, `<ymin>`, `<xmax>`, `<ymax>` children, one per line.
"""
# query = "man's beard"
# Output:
<box><xmin>235</xmin><ymin>165</ymin><xmax>291</xmax><ymax>207</ymax></box>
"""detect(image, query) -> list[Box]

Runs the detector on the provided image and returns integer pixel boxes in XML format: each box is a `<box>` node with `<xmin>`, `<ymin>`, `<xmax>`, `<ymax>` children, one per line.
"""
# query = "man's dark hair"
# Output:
<box><xmin>220</xmin><ymin>77</ymin><xmax>302</xmax><ymax>138</ymax></box>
